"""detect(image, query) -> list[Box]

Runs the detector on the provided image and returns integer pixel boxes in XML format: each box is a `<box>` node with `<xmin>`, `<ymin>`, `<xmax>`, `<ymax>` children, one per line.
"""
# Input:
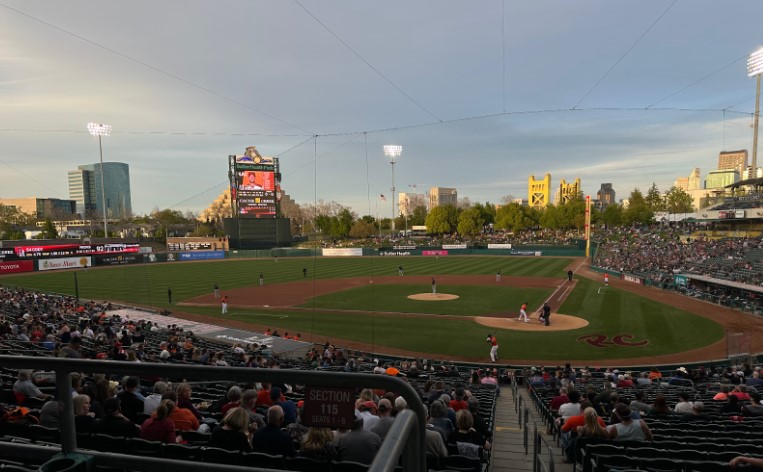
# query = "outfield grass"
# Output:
<box><xmin>1</xmin><ymin>256</ymin><xmax>724</xmax><ymax>361</ymax></box>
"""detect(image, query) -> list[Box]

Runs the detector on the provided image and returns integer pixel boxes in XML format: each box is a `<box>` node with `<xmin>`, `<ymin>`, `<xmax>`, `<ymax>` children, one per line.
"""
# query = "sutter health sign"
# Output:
<box><xmin>302</xmin><ymin>386</ymin><xmax>355</xmax><ymax>429</ymax></box>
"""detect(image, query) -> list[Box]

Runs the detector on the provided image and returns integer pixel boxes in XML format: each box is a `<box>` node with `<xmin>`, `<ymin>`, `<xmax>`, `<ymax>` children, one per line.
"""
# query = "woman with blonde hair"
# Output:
<box><xmin>299</xmin><ymin>427</ymin><xmax>336</xmax><ymax>460</ymax></box>
<box><xmin>208</xmin><ymin>407</ymin><xmax>252</xmax><ymax>452</ymax></box>
<box><xmin>141</xmin><ymin>399</ymin><xmax>177</xmax><ymax>443</ymax></box>
<box><xmin>576</xmin><ymin>407</ymin><xmax>610</xmax><ymax>439</ymax></box>
<box><xmin>73</xmin><ymin>394</ymin><xmax>96</xmax><ymax>434</ymax></box>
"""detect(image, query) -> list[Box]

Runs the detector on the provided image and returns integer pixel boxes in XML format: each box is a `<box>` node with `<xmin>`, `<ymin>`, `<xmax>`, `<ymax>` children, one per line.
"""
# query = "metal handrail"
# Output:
<box><xmin>0</xmin><ymin>355</ymin><xmax>426</xmax><ymax>472</ymax></box>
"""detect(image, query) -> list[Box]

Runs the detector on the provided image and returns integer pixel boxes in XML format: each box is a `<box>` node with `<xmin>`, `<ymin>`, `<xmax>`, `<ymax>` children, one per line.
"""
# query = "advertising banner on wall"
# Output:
<box><xmin>178</xmin><ymin>251</ymin><xmax>226</xmax><ymax>261</ymax></box>
<box><xmin>442</xmin><ymin>244</ymin><xmax>467</xmax><ymax>249</ymax></box>
<box><xmin>95</xmin><ymin>254</ymin><xmax>143</xmax><ymax>266</ymax></box>
<box><xmin>0</xmin><ymin>260</ymin><xmax>34</xmax><ymax>274</ymax></box>
<box><xmin>38</xmin><ymin>257</ymin><xmax>92</xmax><ymax>271</ymax></box>
<box><xmin>422</xmin><ymin>250</ymin><xmax>448</xmax><ymax>256</ymax></box>
<box><xmin>322</xmin><ymin>248</ymin><xmax>363</xmax><ymax>257</ymax></box>
<box><xmin>487</xmin><ymin>243</ymin><xmax>512</xmax><ymax>249</ymax></box>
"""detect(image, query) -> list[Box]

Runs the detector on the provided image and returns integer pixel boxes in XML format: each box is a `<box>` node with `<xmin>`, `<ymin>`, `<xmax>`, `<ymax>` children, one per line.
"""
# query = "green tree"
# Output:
<box><xmin>409</xmin><ymin>205</ymin><xmax>428</xmax><ymax>226</ymax></box>
<box><xmin>623</xmin><ymin>188</ymin><xmax>654</xmax><ymax>225</ymax></box>
<box><xmin>539</xmin><ymin>204</ymin><xmax>564</xmax><ymax>230</ymax></box>
<box><xmin>495</xmin><ymin>203</ymin><xmax>533</xmax><ymax>233</ymax></box>
<box><xmin>457</xmin><ymin>207</ymin><xmax>485</xmax><ymax>236</ymax></box>
<box><xmin>645</xmin><ymin>183</ymin><xmax>664</xmax><ymax>212</ymax></box>
<box><xmin>349</xmin><ymin>219</ymin><xmax>376</xmax><ymax>238</ymax></box>
<box><xmin>37</xmin><ymin>219</ymin><xmax>59</xmax><ymax>239</ymax></box>
<box><xmin>664</xmin><ymin>186</ymin><xmax>695</xmax><ymax>213</ymax></box>
<box><xmin>425</xmin><ymin>205</ymin><xmax>458</xmax><ymax>234</ymax></box>
<box><xmin>472</xmin><ymin>202</ymin><xmax>496</xmax><ymax>225</ymax></box>
<box><xmin>601</xmin><ymin>204</ymin><xmax>623</xmax><ymax>227</ymax></box>
<box><xmin>560</xmin><ymin>193</ymin><xmax>586</xmax><ymax>230</ymax></box>
<box><xmin>0</xmin><ymin>204</ymin><xmax>35</xmax><ymax>239</ymax></box>
<box><xmin>330</xmin><ymin>208</ymin><xmax>355</xmax><ymax>238</ymax></box>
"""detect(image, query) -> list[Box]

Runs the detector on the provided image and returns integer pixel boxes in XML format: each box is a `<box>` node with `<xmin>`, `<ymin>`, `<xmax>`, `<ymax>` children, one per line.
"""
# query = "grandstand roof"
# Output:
<box><xmin>726</xmin><ymin>177</ymin><xmax>763</xmax><ymax>189</ymax></box>
<box><xmin>678</xmin><ymin>273</ymin><xmax>763</xmax><ymax>294</ymax></box>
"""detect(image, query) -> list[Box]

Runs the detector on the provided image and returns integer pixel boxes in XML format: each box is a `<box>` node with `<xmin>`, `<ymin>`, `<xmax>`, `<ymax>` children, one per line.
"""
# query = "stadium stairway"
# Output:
<box><xmin>490</xmin><ymin>385</ymin><xmax>565</xmax><ymax>472</ymax></box>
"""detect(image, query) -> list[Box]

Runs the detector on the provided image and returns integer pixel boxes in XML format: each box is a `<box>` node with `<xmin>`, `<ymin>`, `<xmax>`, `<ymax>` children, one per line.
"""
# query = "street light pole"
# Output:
<box><xmin>748</xmin><ymin>47</ymin><xmax>763</xmax><ymax>181</ymax></box>
<box><xmin>383</xmin><ymin>145</ymin><xmax>402</xmax><ymax>234</ymax></box>
<box><xmin>87</xmin><ymin>123</ymin><xmax>111</xmax><ymax>238</ymax></box>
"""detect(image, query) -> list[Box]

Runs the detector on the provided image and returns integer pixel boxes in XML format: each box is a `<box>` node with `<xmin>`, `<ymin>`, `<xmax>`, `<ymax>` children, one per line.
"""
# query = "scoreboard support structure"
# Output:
<box><xmin>223</xmin><ymin>217</ymin><xmax>292</xmax><ymax>250</ymax></box>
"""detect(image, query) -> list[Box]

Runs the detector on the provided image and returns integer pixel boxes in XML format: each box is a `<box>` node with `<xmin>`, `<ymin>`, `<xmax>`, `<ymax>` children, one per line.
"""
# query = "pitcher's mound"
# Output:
<box><xmin>408</xmin><ymin>293</ymin><xmax>460</xmax><ymax>301</ymax></box>
<box><xmin>475</xmin><ymin>313</ymin><xmax>588</xmax><ymax>331</ymax></box>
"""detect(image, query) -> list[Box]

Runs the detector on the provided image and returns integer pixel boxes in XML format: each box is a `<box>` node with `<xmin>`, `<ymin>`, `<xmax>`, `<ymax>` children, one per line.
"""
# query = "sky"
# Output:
<box><xmin>1</xmin><ymin>0</ymin><xmax>762</xmax><ymax>218</ymax></box>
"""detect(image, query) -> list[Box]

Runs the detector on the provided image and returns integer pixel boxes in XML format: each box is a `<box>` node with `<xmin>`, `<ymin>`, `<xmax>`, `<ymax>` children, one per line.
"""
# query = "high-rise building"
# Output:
<box><xmin>596</xmin><ymin>183</ymin><xmax>616</xmax><ymax>209</ymax></box>
<box><xmin>68</xmin><ymin>162</ymin><xmax>132</xmax><ymax>218</ymax></box>
<box><xmin>718</xmin><ymin>150</ymin><xmax>748</xmax><ymax>175</ymax></box>
<box><xmin>673</xmin><ymin>177</ymin><xmax>689</xmax><ymax>191</ymax></box>
<box><xmin>687</xmin><ymin>168</ymin><xmax>701</xmax><ymax>190</ymax></box>
<box><xmin>528</xmin><ymin>174</ymin><xmax>551</xmax><ymax>209</ymax></box>
<box><xmin>0</xmin><ymin>197</ymin><xmax>76</xmax><ymax>219</ymax></box>
<box><xmin>398</xmin><ymin>192</ymin><xmax>426</xmax><ymax>216</ymax></box>
<box><xmin>742</xmin><ymin>167</ymin><xmax>763</xmax><ymax>180</ymax></box>
<box><xmin>428</xmin><ymin>187</ymin><xmax>457</xmax><ymax>209</ymax></box>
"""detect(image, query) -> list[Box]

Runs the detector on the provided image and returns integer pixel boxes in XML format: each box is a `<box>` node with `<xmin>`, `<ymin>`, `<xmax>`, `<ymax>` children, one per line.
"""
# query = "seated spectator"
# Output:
<box><xmin>208</xmin><ymin>407</ymin><xmax>252</xmax><ymax>452</ymax></box>
<box><xmin>713</xmin><ymin>385</ymin><xmax>731</xmax><ymax>401</ymax></box>
<box><xmin>720</xmin><ymin>394</ymin><xmax>742</xmax><ymax>415</ymax></box>
<box><xmin>143</xmin><ymin>381</ymin><xmax>167</xmax><ymax>415</ymax></box>
<box><xmin>742</xmin><ymin>392</ymin><xmax>763</xmax><ymax>417</ymax></box>
<box><xmin>616</xmin><ymin>374</ymin><xmax>634</xmax><ymax>389</ymax></box>
<box><xmin>140</xmin><ymin>400</ymin><xmax>177</xmax><ymax>443</ymax></box>
<box><xmin>175</xmin><ymin>383</ymin><xmax>203</xmax><ymax>420</ymax></box>
<box><xmin>370</xmin><ymin>399</ymin><xmax>395</xmax><ymax>439</ymax></box>
<box><xmin>648</xmin><ymin>367</ymin><xmax>662</xmax><ymax>381</ymax></box>
<box><xmin>160</xmin><ymin>390</ymin><xmax>200</xmax><ymax>432</ymax></box>
<box><xmin>575</xmin><ymin>407</ymin><xmax>609</xmax><ymax>439</ymax></box>
<box><xmin>336</xmin><ymin>416</ymin><xmax>382</xmax><ymax>464</ymax></box>
<box><xmin>251</xmin><ymin>405</ymin><xmax>296</xmax><ymax>457</ymax></box>
<box><xmin>448</xmin><ymin>387</ymin><xmax>468</xmax><ymax>412</ymax></box>
<box><xmin>679</xmin><ymin>401</ymin><xmax>711</xmax><ymax>422</ymax></box>
<box><xmin>240</xmin><ymin>389</ymin><xmax>266</xmax><ymax>429</ymax></box>
<box><xmin>446</xmin><ymin>410</ymin><xmax>490</xmax><ymax>458</ymax></box>
<box><xmin>73</xmin><ymin>395</ymin><xmax>96</xmax><ymax>434</ymax></box>
<box><xmin>558</xmin><ymin>390</ymin><xmax>581</xmax><ymax>419</ymax></box>
<box><xmin>220</xmin><ymin>386</ymin><xmax>243</xmax><ymax>416</ymax></box>
<box><xmin>270</xmin><ymin>386</ymin><xmax>297</xmax><ymax>426</ymax></box>
<box><xmin>256</xmin><ymin>382</ymin><xmax>274</xmax><ymax>408</ymax></box>
<box><xmin>13</xmin><ymin>370</ymin><xmax>52</xmax><ymax>402</ymax></box>
<box><xmin>635</xmin><ymin>372</ymin><xmax>652</xmax><ymax>387</ymax></box>
<box><xmin>39</xmin><ymin>400</ymin><xmax>63</xmax><ymax>428</ymax></box>
<box><xmin>549</xmin><ymin>387</ymin><xmax>569</xmax><ymax>412</ymax></box>
<box><xmin>467</xmin><ymin>397</ymin><xmax>489</xmax><ymax>440</ymax></box>
<box><xmin>116</xmin><ymin>376</ymin><xmax>145</xmax><ymax>423</ymax></box>
<box><xmin>608</xmin><ymin>404</ymin><xmax>652</xmax><ymax>442</ymax></box>
<box><xmin>673</xmin><ymin>392</ymin><xmax>694</xmax><ymax>414</ymax></box>
<box><xmin>630</xmin><ymin>392</ymin><xmax>652</xmax><ymax>416</ymax></box>
<box><xmin>356</xmin><ymin>400</ymin><xmax>380</xmax><ymax>432</ymax></box>
<box><xmin>94</xmin><ymin>397</ymin><xmax>140</xmax><ymax>438</ymax></box>
<box><xmin>428</xmin><ymin>400</ymin><xmax>453</xmax><ymax>440</ymax></box>
<box><xmin>730</xmin><ymin>384</ymin><xmax>751</xmax><ymax>401</ymax></box>
<box><xmin>300</xmin><ymin>427</ymin><xmax>336</xmax><ymax>461</ymax></box>
<box><xmin>424</xmin><ymin>412</ymin><xmax>449</xmax><ymax>460</ymax></box>
<box><xmin>747</xmin><ymin>371</ymin><xmax>763</xmax><ymax>387</ymax></box>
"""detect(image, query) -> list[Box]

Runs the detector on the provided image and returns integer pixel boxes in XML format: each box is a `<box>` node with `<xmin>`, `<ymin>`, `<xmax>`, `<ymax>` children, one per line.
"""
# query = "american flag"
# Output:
<box><xmin>380</xmin><ymin>194</ymin><xmax>387</xmax><ymax>201</ymax></box>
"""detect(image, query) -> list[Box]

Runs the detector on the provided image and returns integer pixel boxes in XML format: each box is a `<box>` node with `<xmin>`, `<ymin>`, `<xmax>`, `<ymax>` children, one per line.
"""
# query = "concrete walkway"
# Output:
<box><xmin>490</xmin><ymin>385</ymin><xmax>568</xmax><ymax>472</ymax></box>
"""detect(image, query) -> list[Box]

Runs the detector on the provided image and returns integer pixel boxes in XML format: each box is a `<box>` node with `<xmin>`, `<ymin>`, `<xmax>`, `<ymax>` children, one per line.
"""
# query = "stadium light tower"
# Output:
<box><xmin>87</xmin><ymin>122</ymin><xmax>111</xmax><ymax>238</ymax></box>
<box><xmin>748</xmin><ymin>47</ymin><xmax>763</xmax><ymax>181</ymax></box>
<box><xmin>384</xmin><ymin>145</ymin><xmax>402</xmax><ymax>233</ymax></box>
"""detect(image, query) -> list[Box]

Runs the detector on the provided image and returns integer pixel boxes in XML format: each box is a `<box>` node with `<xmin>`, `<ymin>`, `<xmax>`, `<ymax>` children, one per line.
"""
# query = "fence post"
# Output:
<box><xmin>517</xmin><ymin>396</ymin><xmax>523</xmax><ymax>427</ymax></box>
<box><xmin>523</xmin><ymin>420</ymin><xmax>529</xmax><ymax>454</ymax></box>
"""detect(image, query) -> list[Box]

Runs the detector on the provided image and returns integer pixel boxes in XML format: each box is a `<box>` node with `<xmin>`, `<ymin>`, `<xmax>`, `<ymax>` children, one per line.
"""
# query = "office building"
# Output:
<box><xmin>718</xmin><ymin>150</ymin><xmax>748</xmax><ymax>175</ymax></box>
<box><xmin>398</xmin><ymin>192</ymin><xmax>426</xmax><ymax>216</ymax></box>
<box><xmin>743</xmin><ymin>167</ymin><xmax>763</xmax><ymax>180</ymax></box>
<box><xmin>673</xmin><ymin>177</ymin><xmax>689</xmax><ymax>191</ymax></box>
<box><xmin>596</xmin><ymin>183</ymin><xmax>616</xmax><ymax>209</ymax></box>
<box><xmin>704</xmin><ymin>169</ymin><xmax>739</xmax><ymax>189</ymax></box>
<box><xmin>687</xmin><ymin>168</ymin><xmax>701</xmax><ymax>190</ymax></box>
<box><xmin>528</xmin><ymin>174</ymin><xmax>551</xmax><ymax>209</ymax></box>
<box><xmin>428</xmin><ymin>187</ymin><xmax>457</xmax><ymax>209</ymax></box>
<box><xmin>68</xmin><ymin>162</ymin><xmax>132</xmax><ymax>218</ymax></box>
<box><xmin>0</xmin><ymin>197</ymin><xmax>77</xmax><ymax>219</ymax></box>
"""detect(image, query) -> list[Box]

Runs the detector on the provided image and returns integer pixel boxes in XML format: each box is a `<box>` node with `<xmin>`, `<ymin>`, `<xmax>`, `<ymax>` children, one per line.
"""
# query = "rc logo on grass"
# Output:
<box><xmin>576</xmin><ymin>334</ymin><xmax>648</xmax><ymax>348</ymax></box>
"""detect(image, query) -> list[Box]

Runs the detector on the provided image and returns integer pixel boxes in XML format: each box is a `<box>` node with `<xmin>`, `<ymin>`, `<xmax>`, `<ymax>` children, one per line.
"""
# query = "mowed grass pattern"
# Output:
<box><xmin>1</xmin><ymin>256</ymin><xmax>724</xmax><ymax>361</ymax></box>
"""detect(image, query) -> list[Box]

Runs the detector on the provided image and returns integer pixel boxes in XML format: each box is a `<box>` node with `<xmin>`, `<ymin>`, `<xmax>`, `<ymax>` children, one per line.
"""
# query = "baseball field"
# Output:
<box><xmin>4</xmin><ymin>255</ymin><xmax>760</xmax><ymax>365</ymax></box>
